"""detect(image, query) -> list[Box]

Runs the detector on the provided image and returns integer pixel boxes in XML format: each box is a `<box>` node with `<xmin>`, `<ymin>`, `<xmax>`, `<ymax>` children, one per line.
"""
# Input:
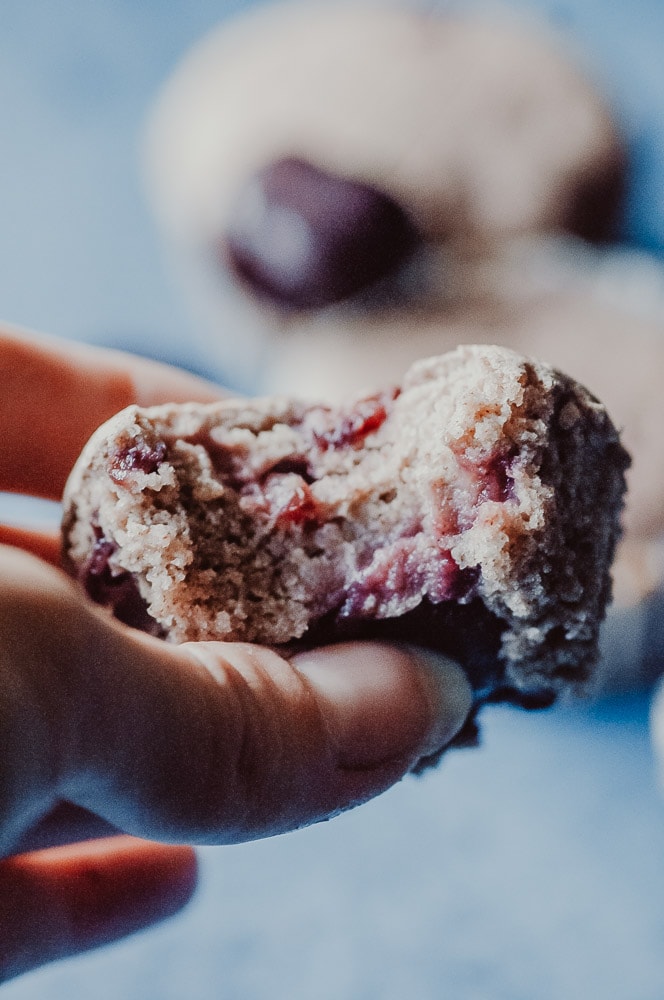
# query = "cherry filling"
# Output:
<box><xmin>339</xmin><ymin>541</ymin><xmax>480</xmax><ymax>619</ymax></box>
<box><xmin>82</xmin><ymin>530</ymin><xmax>161</xmax><ymax>635</ymax></box>
<box><xmin>237</xmin><ymin>392</ymin><xmax>398</xmax><ymax>527</ymax></box>
<box><xmin>307</xmin><ymin>391</ymin><xmax>396</xmax><ymax>450</ymax></box>
<box><xmin>110</xmin><ymin>439</ymin><xmax>168</xmax><ymax>484</ymax></box>
<box><xmin>259</xmin><ymin>474</ymin><xmax>322</xmax><ymax>527</ymax></box>
<box><xmin>267</xmin><ymin>457</ymin><xmax>316</xmax><ymax>484</ymax></box>
<box><xmin>302</xmin><ymin>389</ymin><xmax>400</xmax><ymax>452</ymax></box>
<box><xmin>475</xmin><ymin>453</ymin><xmax>517</xmax><ymax>504</ymax></box>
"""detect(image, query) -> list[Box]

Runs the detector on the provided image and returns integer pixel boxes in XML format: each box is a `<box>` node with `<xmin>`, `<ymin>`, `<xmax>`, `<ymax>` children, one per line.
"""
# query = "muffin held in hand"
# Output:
<box><xmin>62</xmin><ymin>345</ymin><xmax>629</xmax><ymax>749</ymax></box>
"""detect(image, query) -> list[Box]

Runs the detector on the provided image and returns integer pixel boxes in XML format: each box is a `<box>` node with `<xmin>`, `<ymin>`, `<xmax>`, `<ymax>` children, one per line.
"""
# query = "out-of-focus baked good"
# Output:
<box><xmin>144</xmin><ymin>2</ymin><xmax>625</xmax><ymax>389</ymax></box>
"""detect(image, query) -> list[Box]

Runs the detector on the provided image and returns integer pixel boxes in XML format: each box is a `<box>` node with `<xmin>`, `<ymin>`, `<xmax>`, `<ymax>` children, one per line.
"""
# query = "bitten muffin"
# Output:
<box><xmin>62</xmin><ymin>345</ymin><xmax>629</xmax><ymax>720</ymax></box>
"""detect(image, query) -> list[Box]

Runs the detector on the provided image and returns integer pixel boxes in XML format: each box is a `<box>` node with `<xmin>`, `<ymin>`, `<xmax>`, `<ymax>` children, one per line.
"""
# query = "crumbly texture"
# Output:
<box><xmin>62</xmin><ymin>345</ymin><xmax>629</xmax><ymax>702</ymax></box>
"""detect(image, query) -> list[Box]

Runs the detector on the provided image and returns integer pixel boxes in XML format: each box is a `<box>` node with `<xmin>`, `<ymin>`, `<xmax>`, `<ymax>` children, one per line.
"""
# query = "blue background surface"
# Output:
<box><xmin>2</xmin><ymin>2</ymin><xmax>664</xmax><ymax>997</ymax></box>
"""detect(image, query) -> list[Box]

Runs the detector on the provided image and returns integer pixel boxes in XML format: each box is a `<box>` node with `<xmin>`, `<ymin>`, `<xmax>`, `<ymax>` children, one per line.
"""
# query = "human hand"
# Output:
<box><xmin>0</xmin><ymin>327</ymin><xmax>472</xmax><ymax>982</ymax></box>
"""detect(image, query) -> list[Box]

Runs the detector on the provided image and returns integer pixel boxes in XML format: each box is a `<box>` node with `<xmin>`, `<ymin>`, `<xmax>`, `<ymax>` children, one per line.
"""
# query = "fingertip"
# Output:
<box><xmin>35</xmin><ymin>837</ymin><xmax>199</xmax><ymax>938</ymax></box>
<box><xmin>105</xmin><ymin>839</ymin><xmax>199</xmax><ymax>925</ymax></box>
<box><xmin>290</xmin><ymin>642</ymin><xmax>472</xmax><ymax>771</ymax></box>
<box><xmin>130</xmin><ymin>356</ymin><xmax>225</xmax><ymax>407</ymax></box>
<box><xmin>0</xmin><ymin>838</ymin><xmax>198</xmax><ymax>983</ymax></box>
<box><xmin>0</xmin><ymin>526</ymin><xmax>62</xmax><ymax>566</ymax></box>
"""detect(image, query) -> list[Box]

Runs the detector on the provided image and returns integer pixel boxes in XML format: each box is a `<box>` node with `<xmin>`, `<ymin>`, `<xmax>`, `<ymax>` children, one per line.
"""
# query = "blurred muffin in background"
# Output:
<box><xmin>144</xmin><ymin>0</ymin><xmax>625</xmax><ymax>392</ymax></box>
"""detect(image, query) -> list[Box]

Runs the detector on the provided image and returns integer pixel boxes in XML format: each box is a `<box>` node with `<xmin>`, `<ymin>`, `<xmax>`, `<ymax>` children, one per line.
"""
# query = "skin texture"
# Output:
<box><xmin>0</xmin><ymin>326</ymin><xmax>472</xmax><ymax>982</ymax></box>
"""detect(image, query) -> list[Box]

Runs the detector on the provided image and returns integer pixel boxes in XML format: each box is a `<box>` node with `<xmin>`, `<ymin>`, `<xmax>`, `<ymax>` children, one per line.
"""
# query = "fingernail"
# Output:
<box><xmin>291</xmin><ymin>643</ymin><xmax>472</xmax><ymax>770</ymax></box>
<box><xmin>402</xmin><ymin>647</ymin><xmax>474</xmax><ymax>758</ymax></box>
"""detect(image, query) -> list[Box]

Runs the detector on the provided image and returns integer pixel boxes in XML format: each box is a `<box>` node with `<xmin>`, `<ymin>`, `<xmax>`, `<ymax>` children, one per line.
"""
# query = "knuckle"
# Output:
<box><xmin>180</xmin><ymin>643</ymin><xmax>335</xmax><ymax>839</ymax></box>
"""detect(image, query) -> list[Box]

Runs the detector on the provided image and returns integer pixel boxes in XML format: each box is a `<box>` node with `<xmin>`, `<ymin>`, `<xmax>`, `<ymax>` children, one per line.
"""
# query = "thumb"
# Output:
<box><xmin>66</xmin><ymin>631</ymin><xmax>472</xmax><ymax>844</ymax></box>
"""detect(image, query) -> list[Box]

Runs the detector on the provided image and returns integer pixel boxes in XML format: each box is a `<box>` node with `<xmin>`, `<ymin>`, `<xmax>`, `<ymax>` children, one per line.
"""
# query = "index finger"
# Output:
<box><xmin>0</xmin><ymin>325</ymin><xmax>224</xmax><ymax>501</ymax></box>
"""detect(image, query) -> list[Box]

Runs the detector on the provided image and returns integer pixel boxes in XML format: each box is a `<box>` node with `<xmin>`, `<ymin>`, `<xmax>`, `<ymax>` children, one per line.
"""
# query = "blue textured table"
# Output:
<box><xmin>2</xmin><ymin>2</ymin><xmax>664</xmax><ymax>997</ymax></box>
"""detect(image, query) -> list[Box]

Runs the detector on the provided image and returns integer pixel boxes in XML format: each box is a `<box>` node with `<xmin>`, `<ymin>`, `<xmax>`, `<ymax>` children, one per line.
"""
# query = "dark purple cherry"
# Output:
<box><xmin>82</xmin><ymin>531</ymin><xmax>162</xmax><ymax>635</ymax></box>
<box><xmin>222</xmin><ymin>157</ymin><xmax>419</xmax><ymax>310</ymax></box>
<box><xmin>565</xmin><ymin>152</ymin><xmax>627</xmax><ymax>244</ymax></box>
<box><xmin>110</xmin><ymin>439</ymin><xmax>167</xmax><ymax>484</ymax></box>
